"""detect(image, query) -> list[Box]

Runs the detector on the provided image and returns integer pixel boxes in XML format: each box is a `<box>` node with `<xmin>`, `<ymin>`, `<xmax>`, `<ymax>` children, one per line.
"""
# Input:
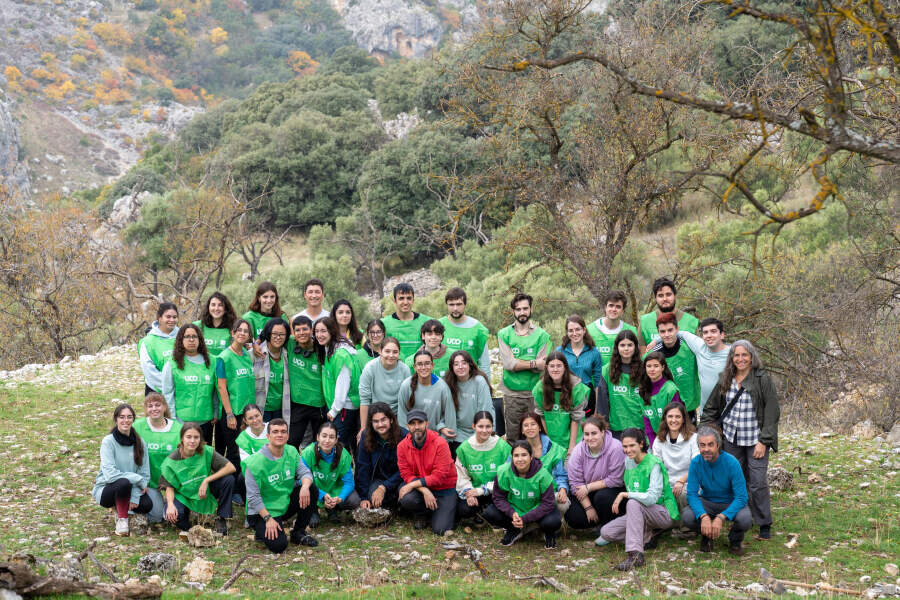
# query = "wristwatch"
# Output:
<box><xmin>262</xmin><ymin>514</ymin><xmax>271</xmax><ymax>522</ymax></box>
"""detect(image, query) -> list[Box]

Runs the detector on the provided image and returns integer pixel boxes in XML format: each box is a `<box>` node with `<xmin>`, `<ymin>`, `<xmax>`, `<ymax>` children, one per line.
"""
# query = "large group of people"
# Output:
<box><xmin>96</xmin><ymin>277</ymin><xmax>779</xmax><ymax>566</ymax></box>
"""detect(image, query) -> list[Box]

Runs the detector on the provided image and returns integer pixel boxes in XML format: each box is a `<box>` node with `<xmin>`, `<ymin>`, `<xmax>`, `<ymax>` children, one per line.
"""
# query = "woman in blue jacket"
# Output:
<box><xmin>556</xmin><ymin>315</ymin><xmax>604</xmax><ymax>417</ymax></box>
<box><xmin>356</xmin><ymin>402</ymin><xmax>407</xmax><ymax>510</ymax></box>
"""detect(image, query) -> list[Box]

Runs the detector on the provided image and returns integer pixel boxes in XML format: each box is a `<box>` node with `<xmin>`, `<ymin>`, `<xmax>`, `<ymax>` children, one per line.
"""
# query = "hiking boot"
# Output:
<box><xmin>472</xmin><ymin>514</ymin><xmax>485</xmax><ymax>525</ymax></box>
<box><xmin>700</xmin><ymin>535</ymin><xmax>713</xmax><ymax>552</ymax></box>
<box><xmin>544</xmin><ymin>532</ymin><xmax>557</xmax><ymax>549</ymax></box>
<box><xmin>729</xmin><ymin>543</ymin><xmax>745</xmax><ymax>556</ymax></box>
<box><xmin>308</xmin><ymin>511</ymin><xmax>320</xmax><ymax>529</ymax></box>
<box><xmin>215</xmin><ymin>517</ymin><xmax>228</xmax><ymax>536</ymax></box>
<box><xmin>413</xmin><ymin>518</ymin><xmax>428</xmax><ymax>530</ymax></box>
<box><xmin>500</xmin><ymin>528</ymin><xmax>523</xmax><ymax>546</ymax></box>
<box><xmin>115</xmin><ymin>517</ymin><xmax>129</xmax><ymax>537</ymax></box>
<box><xmin>756</xmin><ymin>525</ymin><xmax>771</xmax><ymax>540</ymax></box>
<box><xmin>615</xmin><ymin>551</ymin><xmax>645</xmax><ymax>571</ymax></box>
<box><xmin>291</xmin><ymin>526</ymin><xmax>318</xmax><ymax>547</ymax></box>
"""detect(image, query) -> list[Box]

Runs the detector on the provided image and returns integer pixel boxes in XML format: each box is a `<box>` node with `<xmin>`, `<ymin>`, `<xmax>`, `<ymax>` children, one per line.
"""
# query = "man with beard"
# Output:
<box><xmin>397</xmin><ymin>410</ymin><xmax>457</xmax><ymax>534</ymax></box>
<box><xmin>497</xmin><ymin>293</ymin><xmax>551</xmax><ymax>441</ymax></box>
<box><xmin>638</xmin><ymin>278</ymin><xmax>699</xmax><ymax>348</ymax></box>
<box><xmin>439</xmin><ymin>287</ymin><xmax>491</xmax><ymax>374</ymax></box>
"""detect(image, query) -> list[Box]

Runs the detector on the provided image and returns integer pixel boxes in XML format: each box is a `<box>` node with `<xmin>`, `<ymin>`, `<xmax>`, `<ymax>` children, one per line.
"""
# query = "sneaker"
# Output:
<box><xmin>544</xmin><ymin>532</ymin><xmax>557</xmax><ymax>549</ymax></box>
<box><xmin>594</xmin><ymin>534</ymin><xmax>611</xmax><ymax>546</ymax></box>
<box><xmin>115</xmin><ymin>517</ymin><xmax>129</xmax><ymax>537</ymax></box>
<box><xmin>729</xmin><ymin>543</ymin><xmax>745</xmax><ymax>556</ymax></box>
<box><xmin>615</xmin><ymin>551</ymin><xmax>645</xmax><ymax>571</ymax></box>
<box><xmin>500</xmin><ymin>528</ymin><xmax>523</xmax><ymax>547</ymax></box>
<box><xmin>756</xmin><ymin>525</ymin><xmax>771</xmax><ymax>540</ymax></box>
<box><xmin>645</xmin><ymin>530</ymin><xmax>663</xmax><ymax>550</ymax></box>
<box><xmin>291</xmin><ymin>526</ymin><xmax>319</xmax><ymax>547</ymax></box>
<box><xmin>308</xmin><ymin>511</ymin><xmax>320</xmax><ymax>529</ymax></box>
<box><xmin>215</xmin><ymin>517</ymin><xmax>228</xmax><ymax>536</ymax></box>
<box><xmin>700</xmin><ymin>535</ymin><xmax>713</xmax><ymax>553</ymax></box>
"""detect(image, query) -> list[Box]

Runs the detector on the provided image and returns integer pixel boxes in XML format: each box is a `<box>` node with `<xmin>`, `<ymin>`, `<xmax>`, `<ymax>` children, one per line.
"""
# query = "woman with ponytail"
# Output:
<box><xmin>301</xmin><ymin>422</ymin><xmax>359</xmax><ymax>523</ymax></box>
<box><xmin>397</xmin><ymin>349</ymin><xmax>455</xmax><ymax>442</ymax></box>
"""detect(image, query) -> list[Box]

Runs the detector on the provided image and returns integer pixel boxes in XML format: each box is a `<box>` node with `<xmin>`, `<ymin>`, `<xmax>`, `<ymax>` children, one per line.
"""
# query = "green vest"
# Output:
<box><xmin>244</xmin><ymin>445</ymin><xmax>300</xmax><ymax>518</ymax></box>
<box><xmin>537</xmin><ymin>439</ymin><xmax>566</xmax><ymax>487</ymax></box>
<box><xmin>497</xmin><ymin>324</ymin><xmax>550</xmax><ymax>391</ymax></box>
<box><xmin>624</xmin><ymin>453</ymin><xmax>680</xmax><ymax>521</ymax></box>
<box><xmin>586</xmin><ymin>320</ymin><xmax>637</xmax><ymax>366</ymax></box>
<box><xmin>193</xmin><ymin>320</ymin><xmax>230</xmax><ymax>358</ymax></box>
<box><xmin>496</xmin><ymin>462</ymin><xmax>553</xmax><ymax>516</ymax></box>
<box><xmin>602</xmin><ymin>364</ymin><xmax>643</xmax><ymax>431</ymax></box>
<box><xmin>168</xmin><ymin>357</ymin><xmax>216</xmax><ymax>422</ymax></box>
<box><xmin>322</xmin><ymin>348</ymin><xmax>360</xmax><ymax>409</ymax></box>
<box><xmin>382</xmin><ymin>313</ymin><xmax>432</xmax><ymax>361</ymax></box>
<box><xmin>132</xmin><ymin>418</ymin><xmax>182</xmax><ymax>489</ymax></box>
<box><xmin>265</xmin><ymin>355</ymin><xmax>285</xmax><ymax>411</ymax></box>
<box><xmin>286</xmin><ymin>341</ymin><xmax>325</xmax><ymax>407</ymax></box>
<box><xmin>455</xmin><ymin>438</ymin><xmax>511</xmax><ymax>488</ymax></box>
<box><xmin>160</xmin><ymin>445</ymin><xmax>217</xmax><ymax>515</ymax></box>
<box><xmin>236</xmin><ymin>428</ymin><xmax>269</xmax><ymax>472</ymax></box>
<box><xmin>659</xmin><ymin>343</ymin><xmax>700</xmax><ymax>412</ymax></box>
<box><xmin>439</xmin><ymin>317</ymin><xmax>489</xmax><ymax>365</ymax></box>
<box><xmin>242</xmin><ymin>311</ymin><xmax>288</xmax><ymax>340</ymax></box>
<box><xmin>355</xmin><ymin>345</ymin><xmax>377</xmax><ymax>374</ymax></box>
<box><xmin>218</xmin><ymin>347</ymin><xmax>254</xmax><ymax>416</ymax></box>
<box><xmin>404</xmin><ymin>349</ymin><xmax>451</xmax><ymax>378</ymax></box>
<box><xmin>642</xmin><ymin>380</ymin><xmax>679</xmax><ymax>432</ymax></box>
<box><xmin>639</xmin><ymin>311</ymin><xmax>699</xmax><ymax>346</ymax></box>
<box><xmin>301</xmin><ymin>444</ymin><xmax>352</xmax><ymax>505</ymax></box>
<box><xmin>141</xmin><ymin>334</ymin><xmax>176</xmax><ymax>391</ymax></box>
<box><xmin>533</xmin><ymin>382</ymin><xmax>590</xmax><ymax>449</ymax></box>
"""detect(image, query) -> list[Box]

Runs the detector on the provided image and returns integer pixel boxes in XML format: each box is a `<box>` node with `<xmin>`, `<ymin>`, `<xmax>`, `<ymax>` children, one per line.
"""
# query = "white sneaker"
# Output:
<box><xmin>594</xmin><ymin>534</ymin><xmax>610</xmax><ymax>546</ymax></box>
<box><xmin>115</xmin><ymin>517</ymin><xmax>130</xmax><ymax>536</ymax></box>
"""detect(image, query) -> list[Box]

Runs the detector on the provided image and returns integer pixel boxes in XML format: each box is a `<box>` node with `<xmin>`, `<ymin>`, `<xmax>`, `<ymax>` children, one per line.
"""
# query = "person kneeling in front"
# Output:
<box><xmin>397</xmin><ymin>410</ymin><xmax>457</xmax><ymax>534</ymax></box>
<box><xmin>681</xmin><ymin>426</ymin><xmax>752</xmax><ymax>555</ymax></box>
<box><xmin>244</xmin><ymin>418</ymin><xmax>319</xmax><ymax>552</ymax></box>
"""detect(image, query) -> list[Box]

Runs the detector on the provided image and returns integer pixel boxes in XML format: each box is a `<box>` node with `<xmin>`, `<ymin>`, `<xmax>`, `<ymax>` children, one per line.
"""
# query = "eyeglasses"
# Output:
<box><xmin>183</xmin><ymin>335</ymin><xmax>199</xmax><ymax>340</ymax></box>
<box><xmin>270</xmin><ymin>333</ymin><xmax>287</xmax><ymax>338</ymax></box>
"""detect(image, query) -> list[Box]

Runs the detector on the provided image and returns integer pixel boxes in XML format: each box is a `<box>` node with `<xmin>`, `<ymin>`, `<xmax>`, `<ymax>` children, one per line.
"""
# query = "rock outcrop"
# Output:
<box><xmin>338</xmin><ymin>0</ymin><xmax>443</xmax><ymax>58</ymax></box>
<box><xmin>0</xmin><ymin>96</ymin><xmax>29</xmax><ymax>198</ymax></box>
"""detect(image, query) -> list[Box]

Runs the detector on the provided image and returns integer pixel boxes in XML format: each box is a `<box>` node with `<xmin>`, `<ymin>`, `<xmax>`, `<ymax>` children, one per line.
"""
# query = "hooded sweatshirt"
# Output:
<box><xmin>567</xmin><ymin>430</ymin><xmax>625</xmax><ymax>490</ymax></box>
<box><xmin>139</xmin><ymin>321</ymin><xmax>179</xmax><ymax>393</ymax></box>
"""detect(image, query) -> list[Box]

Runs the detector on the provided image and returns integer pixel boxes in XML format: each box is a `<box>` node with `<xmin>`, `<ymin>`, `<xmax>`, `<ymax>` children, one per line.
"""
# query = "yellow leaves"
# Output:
<box><xmin>287</xmin><ymin>50</ymin><xmax>318</xmax><ymax>75</ymax></box>
<box><xmin>165</xmin><ymin>8</ymin><xmax>187</xmax><ymax>27</ymax></box>
<box><xmin>208</xmin><ymin>27</ymin><xmax>228</xmax><ymax>45</ymax></box>
<box><xmin>213</xmin><ymin>44</ymin><xmax>229</xmax><ymax>57</ymax></box>
<box><xmin>92</xmin><ymin>22</ymin><xmax>133</xmax><ymax>48</ymax></box>
<box><xmin>512</xmin><ymin>60</ymin><xmax>530</xmax><ymax>71</ymax></box>
<box><xmin>30</xmin><ymin>67</ymin><xmax>53</xmax><ymax>81</ymax></box>
<box><xmin>40</xmin><ymin>52</ymin><xmax>57</xmax><ymax>65</ymax></box>
<box><xmin>3</xmin><ymin>65</ymin><xmax>22</xmax><ymax>81</ymax></box>
<box><xmin>70</xmin><ymin>54</ymin><xmax>87</xmax><ymax>70</ymax></box>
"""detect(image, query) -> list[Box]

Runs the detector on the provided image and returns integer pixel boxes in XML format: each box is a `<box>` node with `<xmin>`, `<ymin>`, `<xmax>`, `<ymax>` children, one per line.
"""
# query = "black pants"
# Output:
<box><xmin>171</xmin><ymin>475</ymin><xmax>235</xmax><ymax>531</ymax></box>
<box><xmin>448</xmin><ymin>441</ymin><xmax>461</xmax><ymax>460</ymax></box>
<box><xmin>197</xmin><ymin>421</ymin><xmax>214</xmax><ymax>445</ymax></box>
<box><xmin>564</xmin><ymin>487</ymin><xmax>626</xmax><ymax>529</ymax></box>
<box><xmin>333</xmin><ymin>408</ymin><xmax>360</xmax><ymax>457</ymax></box>
<box><xmin>247</xmin><ymin>483</ymin><xmax>320</xmax><ymax>554</ymax></box>
<box><xmin>398</xmin><ymin>489</ymin><xmax>456</xmax><ymax>534</ymax></box>
<box><xmin>363</xmin><ymin>479</ymin><xmax>399</xmax><ymax>509</ymax></box>
<box><xmin>289</xmin><ymin>404</ymin><xmax>325</xmax><ymax>450</ymax></box>
<box><xmin>99</xmin><ymin>478</ymin><xmax>153</xmax><ymax>514</ymax></box>
<box><xmin>483</xmin><ymin>504</ymin><xmax>561</xmax><ymax>535</ymax></box>
<box><xmin>214</xmin><ymin>412</ymin><xmax>244</xmax><ymax>473</ymax></box>
<box><xmin>456</xmin><ymin>494</ymin><xmax>492</xmax><ymax>520</ymax></box>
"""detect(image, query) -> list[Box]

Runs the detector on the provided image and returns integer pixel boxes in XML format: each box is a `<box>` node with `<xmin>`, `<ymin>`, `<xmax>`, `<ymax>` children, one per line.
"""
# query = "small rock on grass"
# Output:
<box><xmin>886</xmin><ymin>563</ymin><xmax>899</xmax><ymax>577</ymax></box>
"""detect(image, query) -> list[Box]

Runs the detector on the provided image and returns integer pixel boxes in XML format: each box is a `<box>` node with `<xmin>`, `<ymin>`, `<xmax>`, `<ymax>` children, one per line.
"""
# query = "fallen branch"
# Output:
<box><xmin>760</xmin><ymin>567</ymin><xmax>862</xmax><ymax>596</ymax></box>
<box><xmin>87</xmin><ymin>551</ymin><xmax>121</xmax><ymax>584</ymax></box>
<box><xmin>1</xmin><ymin>561</ymin><xmax>162</xmax><ymax>599</ymax></box>
<box><xmin>511</xmin><ymin>573</ymin><xmax>572</xmax><ymax>593</ymax></box>
<box><xmin>218</xmin><ymin>555</ymin><xmax>256</xmax><ymax>592</ymax></box>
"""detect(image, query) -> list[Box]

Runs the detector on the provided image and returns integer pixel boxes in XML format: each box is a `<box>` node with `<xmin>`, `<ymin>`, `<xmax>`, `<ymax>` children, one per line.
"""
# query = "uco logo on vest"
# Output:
<box><xmin>613</xmin><ymin>385</ymin><xmax>629</xmax><ymax>393</ymax></box>
<box><xmin>445</xmin><ymin>337</ymin><xmax>462</xmax><ymax>346</ymax></box>
<box><xmin>184</xmin><ymin>375</ymin><xmax>200</xmax><ymax>383</ymax></box>
<box><xmin>235</xmin><ymin>368</ymin><xmax>250</xmax><ymax>376</ymax></box>
<box><xmin>268</xmin><ymin>473</ymin><xmax>281</xmax><ymax>483</ymax></box>
<box><xmin>471</xmin><ymin>464</ymin><xmax>483</xmax><ymax>472</ymax></box>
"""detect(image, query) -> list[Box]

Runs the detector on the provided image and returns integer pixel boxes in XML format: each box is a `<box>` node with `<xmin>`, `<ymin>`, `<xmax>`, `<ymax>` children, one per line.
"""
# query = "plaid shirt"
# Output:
<box><xmin>721</xmin><ymin>379</ymin><xmax>759</xmax><ymax>447</ymax></box>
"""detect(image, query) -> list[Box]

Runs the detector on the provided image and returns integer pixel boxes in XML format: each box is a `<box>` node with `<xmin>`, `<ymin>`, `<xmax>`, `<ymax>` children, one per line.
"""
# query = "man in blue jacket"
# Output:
<box><xmin>682</xmin><ymin>425</ymin><xmax>752</xmax><ymax>555</ymax></box>
<box><xmin>356</xmin><ymin>402</ymin><xmax>408</xmax><ymax>510</ymax></box>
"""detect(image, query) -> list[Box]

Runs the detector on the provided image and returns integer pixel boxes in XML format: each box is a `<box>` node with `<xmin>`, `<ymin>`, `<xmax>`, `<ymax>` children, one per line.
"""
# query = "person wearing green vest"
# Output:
<box><xmin>253</xmin><ymin>318</ymin><xmax>291</xmax><ymax>423</ymax></box>
<box><xmin>315</xmin><ymin>317</ymin><xmax>362</xmax><ymax>456</ymax></box>
<box><xmin>599</xmin><ymin>330</ymin><xmax>644</xmax><ymax>436</ymax></box>
<box><xmin>356</xmin><ymin>319</ymin><xmax>386</xmax><ymax>374</ymax></box>
<box><xmin>286</xmin><ymin>316</ymin><xmax>326</xmax><ymax>449</ymax></box>
<box><xmin>533</xmin><ymin>352</ymin><xmax>590</xmax><ymax>458</ymax></box>
<box><xmin>244</xmin><ymin>417</ymin><xmax>320</xmax><ymax>552</ymax></box>
<box><xmin>403</xmin><ymin>319</ymin><xmax>451</xmax><ymax>377</ymax></box>
<box><xmin>160</xmin><ymin>422</ymin><xmax>236</xmax><ymax>535</ymax></box>
<box><xmin>194</xmin><ymin>292</ymin><xmax>236</xmax><ymax>358</ymax></box>
<box><xmin>596</xmin><ymin>428</ymin><xmax>679</xmax><ymax>571</ymax></box>
<box><xmin>397</xmin><ymin>349</ymin><xmax>456</xmax><ymax>442</ymax></box>
<box><xmin>301</xmin><ymin>422</ymin><xmax>360</xmax><ymax>518</ymax></box>
<box><xmin>133</xmin><ymin>393</ymin><xmax>182</xmax><ymax>523</ymax></box>
<box><xmin>440</xmin><ymin>287</ymin><xmax>491</xmax><ymax>374</ymax></box>
<box><xmin>382</xmin><ymin>283</ymin><xmax>432</xmax><ymax>361</ymax></box>
<box><xmin>587</xmin><ymin>290</ymin><xmax>638</xmax><ymax>368</ymax></box>
<box><xmin>332</xmin><ymin>299</ymin><xmax>364</xmax><ymax>349</ymax></box>
<box><xmin>161</xmin><ymin>323</ymin><xmax>217</xmax><ymax>442</ymax></box>
<box><xmin>215</xmin><ymin>319</ymin><xmax>255</xmax><ymax>473</ymax></box>
<box><xmin>358</xmin><ymin>337</ymin><xmax>410</xmax><ymax>442</ymax></box>
<box><xmin>236</xmin><ymin>404</ymin><xmax>269</xmax><ymax>465</ymax></box>
<box><xmin>455</xmin><ymin>411</ymin><xmax>511</xmax><ymax>521</ymax></box>
<box><xmin>139</xmin><ymin>302</ymin><xmax>179</xmax><ymax>396</ymax></box>
<box><xmin>242</xmin><ymin>281</ymin><xmax>289</xmax><ymax>340</ymax></box>
<box><xmin>497</xmin><ymin>292</ymin><xmax>552</xmax><ymax>441</ymax></box>
<box><xmin>519</xmin><ymin>413</ymin><xmax>570</xmax><ymax>512</ymax></box>
<box><xmin>645</xmin><ymin>311</ymin><xmax>701</xmax><ymax>421</ymax></box>
<box><xmin>484</xmin><ymin>441</ymin><xmax>562</xmax><ymax>548</ymax></box>
<box><xmin>638</xmin><ymin>352</ymin><xmax>682</xmax><ymax>447</ymax></box>
<box><xmin>443</xmin><ymin>350</ymin><xmax>494</xmax><ymax>448</ymax></box>
<box><xmin>637</xmin><ymin>277</ymin><xmax>699</xmax><ymax>348</ymax></box>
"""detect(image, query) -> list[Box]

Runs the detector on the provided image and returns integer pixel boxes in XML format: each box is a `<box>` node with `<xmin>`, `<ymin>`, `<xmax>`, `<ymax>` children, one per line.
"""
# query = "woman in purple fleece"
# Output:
<box><xmin>564</xmin><ymin>416</ymin><xmax>626</xmax><ymax>531</ymax></box>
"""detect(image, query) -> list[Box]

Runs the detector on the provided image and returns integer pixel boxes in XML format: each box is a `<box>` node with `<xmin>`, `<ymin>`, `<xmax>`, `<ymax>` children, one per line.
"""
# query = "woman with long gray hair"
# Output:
<box><xmin>700</xmin><ymin>339</ymin><xmax>779</xmax><ymax>541</ymax></box>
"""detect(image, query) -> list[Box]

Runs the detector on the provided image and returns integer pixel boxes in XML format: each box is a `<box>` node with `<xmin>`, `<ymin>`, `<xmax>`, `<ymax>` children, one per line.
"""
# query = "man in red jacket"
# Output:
<box><xmin>397</xmin><ymin>409</ymin><xmax>457</xmax><ymax>534</ymax></box>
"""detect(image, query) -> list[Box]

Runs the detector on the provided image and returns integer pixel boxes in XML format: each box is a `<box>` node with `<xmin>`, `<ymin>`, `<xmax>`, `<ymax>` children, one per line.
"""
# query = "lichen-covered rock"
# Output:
<box><xmin>767</xmin><ymin>466</ymin><xmax>793</xmax><ymax>491</ymax></box>
<box><xmin>182</xmin><ymin>557</ymin><xmax>214</xmax><ymax>584</ymax></box>
<box><xmin>46</xmin><ymin>554</ymin><xmax>84</xmax><ymax>581</ymax></box>
<box><xmin>340</xmin><ymin>0</ymin><xmax>442</xmax><ymax>58</ymax></box>
<box><xmin>352</xmin><ymin>507</ymin><xmax>392</xmax><ymax>527</ymax></box>
<box><xmin>0</xmin><ymin>97</ymin><xmax>30</xmax><ymax>199</ymax></box>
<box><xmin>137</xmin><ymin>552</ymin><xmax>176</xmax><ymax>574</ymax></box>
<box><xmin>180</xmin><ymin>525</ymin><xmax>216</xmax><ymax>548</ymax></box>
<box><xmin>129</xmin><ymin>513</ymin><xmax>150</xmax><ymax>536</ymax></box>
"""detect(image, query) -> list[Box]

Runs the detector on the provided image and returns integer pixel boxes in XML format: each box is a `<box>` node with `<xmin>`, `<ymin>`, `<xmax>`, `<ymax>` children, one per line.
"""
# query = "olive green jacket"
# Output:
<box><xmin>700</xmin><ymin>368</ymin><xmax>780</xmax><ymax>452</ymax></box>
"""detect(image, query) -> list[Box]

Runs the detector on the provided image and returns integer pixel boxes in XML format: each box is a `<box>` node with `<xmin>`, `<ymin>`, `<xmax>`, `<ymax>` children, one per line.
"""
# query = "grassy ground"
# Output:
<box><xmin>0</xmin><ymin>355</ymin><xmax>897</xmax><ymax>599</ymax></box>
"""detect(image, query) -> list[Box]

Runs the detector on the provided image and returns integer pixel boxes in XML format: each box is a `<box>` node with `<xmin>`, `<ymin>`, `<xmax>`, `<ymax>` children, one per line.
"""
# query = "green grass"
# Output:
<box><xmin>1</xmin><ymin>381</ymin><xmax>898</xmax><ymax>599</ymax></box>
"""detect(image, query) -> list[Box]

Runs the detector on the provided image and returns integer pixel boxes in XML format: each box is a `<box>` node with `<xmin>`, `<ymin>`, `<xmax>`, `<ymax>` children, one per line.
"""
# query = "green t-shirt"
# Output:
<box><xmin>404</xmin><ymin>348</ymin><xmax>451</xmax><ymax>378</ymax></box>
<box><xmin>217</xmin><ymin>347</ymin><xmax>254</xmax><ymax>416</ymax></box>
<box><xmin>656</xmin><ymin>343</ymin><xmax>701</xmax><ymax>412</ymax></box>
<box><xmin>642</xmin><ymin>380</ymin><xmax>679</xmax><ymax>432</ymax></box>
<box><xmin>168</xmin><ymin>357</ymin><xmax>217</xmax><ymax>422</ymax></box>
<box><xmin>265</xmin><ymin>355</ymin><xmax>285</xmax><ymax>411</ymax></box>
<box><xmin>624</xmin><ymin>454</ymin><xmax>680</xmax><ymax>521</ymax></box>
<box><xmin>160</xmin><ymin>445</ymin><xmax>217</xmax><ymax>515</ymax></box>
<box><xmin>439</xmin><ymin>316</ymin><xmax>490</xmax><ymax>365</ymax></box>
<box><xmin>322</xmin><ymin>347</ymin><xmax>361</xmax><ymax>410</ymax></box>
<box><xmin>132</xmin><ymin>418</ymin><xmax>182</xmax><ymax>489</ymax></box>
<box><xmin>639</xmin><ymin>311</ymin><xmax>699</xmax><ymax>346</ymax></box>
<box><xmin>455</xmin><ymin>438</ymin><xmax>511</xmax><ymax>488</ymax></box>
<box><xmin>242</xmin><ymin>310</ymin><xmax>288</xmax><ymax>340</ymax></box>
<box><xmin>382</xmin><ymin>312</ymin><xmax>432</xmax><ymax>361</ymax></box>
<box><xmin>244</xmin><ymin>445</ymin><xmax>301</xmax><ymax>518</ymax></box>
<box><xmin>586</xmin><ymin>320</ymin><xmax>638</xmax><ymax>366</ymax></box>
<box><xmin>533</xmin><ymin>382</ymin><xmax>590</xmax><ymax>449</ymax></box>
<box><xmin>495</xmin><ymin>462</ymin><xmax>553</xmax><ymax>516</ymax></box>
<box><xmin>286</xmin><ymin>340</ymin><xmax>325</xmax><ymax>407</ymax></box>
<box><xmin>497</xmin><ymin>324</ymin><xmax>551</xmax><ymax>392</ymax></box>
<box><xmin>301</xmin><ymin>444</ymin><xmax>353</xmax><ymax>505</ymax></box>
<box><xmin>602</xmin><ymin>364</ymin><xmax>643</xmax><ymax>431</ymax></box>
<box><xmin>193</xmin><ymin>320</ymin><xmax>230</xmax><ymax>358</ymax></box>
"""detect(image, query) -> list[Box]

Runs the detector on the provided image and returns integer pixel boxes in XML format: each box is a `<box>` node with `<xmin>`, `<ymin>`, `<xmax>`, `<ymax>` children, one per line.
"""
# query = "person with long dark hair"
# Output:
<box><xmin>331</xmin><ymin>299</ymin><xmax>363</xmax><ymax>348</ymax></box>
<box><xmin>236</xmin><ymin>404</ymin><xmax>269</xmax><ymax>463</ymax></box>
<box><xmin>519</xmin><ymin>413</ymin><xmax>570</xmax><ymax>511</ymax></box>
<box><xmin>315</xmin><ymin>317</ymin><xmax>361</xmax><ymax>454</ymax></box>
<box><xmin>254</xmin><ymin>317</ymin><xmax>291</xmax><ymax>422</ymax></box>
<box><xmin>652</xmin><ymin>402</ymin><xmax>699</xmax><ymax>510</ymax></box>
<box><xmin>92</xmin><ymin>404</ymin><xmax>152</xmax><ymax>537</ymax></box>
<box><xmin>301</xmin><ymin>422</ymin><xmax>360</xmax><ymax>518</ymax></box>
<box><xmin>533</xmin><ymin>351</ymin><xmax>590</xmax><ymax>459</ymax></box>
<box><xmin>357</xmin><ymin>319</ymin><xmax>386</xmax><ymax>372</ymax></box>
<box><xmin>132</xmin><ymin>393</ymin><xmax>182</xmax><ymax>524</ymax></box>
<box><xmin>455</xmin><ymin>411</ymin><xmax>510</xmax><ymax>521</ymax></box>
<box><xmin>194</xmin><ymin>292</ymin><xmax>236</xmax><ymax>358</ymax></box>
<box><xmin>358</xmin><ymin>337</ymin><xmax>410</xmax><ymax>442</ymax></box>
<box><xmin>243</xmin><ymin>281</ymin><xmax>288</xmax><ymax>340</ymax></box>
<box><xmin>216</xmin><ymin>319</ymin><xmax>256</xmax><ymax>472</ymax></box>
<box><xmin>564</xmin><ymin>416</ymin><xmax>626</xmax><ymax>534</ymax></box>
<box><xmin>139</xmin><ymin>302</ymin><xmax>179</xmax><ymax>396</ymax></box>
<box><xmin>443</xmin><ymin>350</ymin><xmax>493</xmax><ymax>447</ymax></box>
<box><xmin>599</xmin><ymin>329</ymin><xmax>644</xmax><ymax>437</ymax></box>
<box><xmin>637</xmin><ymin>352</ymin><xmax>681</xmax><ymax>447</ymax></box>
<box><xmin>161</xmin><ymin>323</ymin><xmax>216</xmax><ymax>441</ymax></box>
<box><xmin>557</xmin><ymin>315</ymin><xmax>604</xmax><ymax>416</ymax></box>
<box><xmin>397</xmin><ymin>349</ymin><xmax>455</xmax><ymax>441</ymax></box>
<box><xmin>356</xmin><ymin>402</ymin><xmax>407</xmax><ymax>510</ymax></box>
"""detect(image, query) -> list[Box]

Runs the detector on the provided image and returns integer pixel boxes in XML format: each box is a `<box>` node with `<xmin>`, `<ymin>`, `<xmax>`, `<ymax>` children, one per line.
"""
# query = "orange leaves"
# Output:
<box><xmin>92</xmin><ymin>22</ymin><xmax>134</xmax><ymax>48</ymax></box>
<box><xmin>172</xmin><ymin>87</ymin><xmax>199</xmax><ymax>104</ymax></box>
<box><xmin>287</xmin><ymin>50</ymin><xmax>319</xmax><ymax>75</ymax></box>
